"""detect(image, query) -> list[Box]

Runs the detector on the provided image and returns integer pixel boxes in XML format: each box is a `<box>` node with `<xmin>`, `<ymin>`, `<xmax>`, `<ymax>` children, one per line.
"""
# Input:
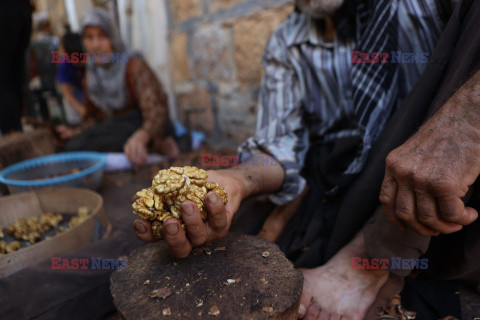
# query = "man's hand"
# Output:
<box><xmin>124</xmin><ymin>129</ymin><xmax>149</xmax><ymax>169</ymax></box>
<box><xmin>133</xmin><ymin>169</ymin><xmax>246</xmax><ymax>258</ymax></box>
<box><xmin>380</xmin><ymin>73</ymin><xmax>480</xmax><ymax>236</ymax></box>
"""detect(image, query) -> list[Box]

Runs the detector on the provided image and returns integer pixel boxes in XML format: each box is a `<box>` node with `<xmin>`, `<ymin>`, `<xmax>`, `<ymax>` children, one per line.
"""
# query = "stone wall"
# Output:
<box><xmin>168</xmin><ymin>0</ymin><xmax>293</xmax><ymax>146</ymax></box>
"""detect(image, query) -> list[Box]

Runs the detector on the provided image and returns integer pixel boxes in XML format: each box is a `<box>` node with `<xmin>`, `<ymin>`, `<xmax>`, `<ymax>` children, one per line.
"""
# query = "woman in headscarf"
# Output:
<box><xmin>61</xmin><ymin>8</ymin><xmax>179</xmax><ymax>168</ymax></box>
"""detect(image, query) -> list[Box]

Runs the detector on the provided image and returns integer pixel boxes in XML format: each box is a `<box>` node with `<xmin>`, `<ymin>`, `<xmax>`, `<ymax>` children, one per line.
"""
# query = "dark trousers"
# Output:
<box><xmin>65</xmin><ymin>111</ymin><xmax>144</xmax><ymax>153</ymax></box>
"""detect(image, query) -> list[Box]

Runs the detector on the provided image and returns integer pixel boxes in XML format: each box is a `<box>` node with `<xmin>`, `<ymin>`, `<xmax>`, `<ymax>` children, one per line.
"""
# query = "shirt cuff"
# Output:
<box><xmin>237</xmin><ymin>137</ymin><xmax>306</xmax><ymax>206</ymax></box>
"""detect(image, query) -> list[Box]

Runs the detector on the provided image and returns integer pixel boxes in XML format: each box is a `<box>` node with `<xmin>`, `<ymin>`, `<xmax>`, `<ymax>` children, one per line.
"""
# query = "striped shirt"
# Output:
<box><xmin>238</xmin><ymin>0</ymin><xmax>446</xmax><ymax>205</ymax></box>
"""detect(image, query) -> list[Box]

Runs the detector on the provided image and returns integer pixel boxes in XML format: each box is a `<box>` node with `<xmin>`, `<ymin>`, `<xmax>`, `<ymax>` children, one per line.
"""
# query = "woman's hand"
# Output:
<box><xmin>132</xmin><ymin>169</ymin><xmax>247</xmax><ymax>258</ymax></box>
<box><xmin>124</xmin><ymin>129</ymin><xmax>150</xmax><ymax>169</ymax></box>
<box><xmin>56</xmin><ymin>125</ymin><xmax>81</xmax><ymax>140</ymax></box>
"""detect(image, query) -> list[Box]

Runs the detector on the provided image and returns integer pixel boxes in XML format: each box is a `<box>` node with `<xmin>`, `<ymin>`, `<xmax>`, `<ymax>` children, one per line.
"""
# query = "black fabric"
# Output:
<box><xmin>400</xmin><ymin>276</ymin><xmax>462</xmax><ymax>320</ymax></box>
<box><xmin>65</xmin><ymin>110</ymin><xmax>143</xmax><ymax>152</ymax></box>
<box><xmin>65</xmin><ymin>110</ymin><xmax>176</xmax><ymax>153</ymax></box>
<box><xmin>277</xmin><ymin>0</ymin><xmax>480</xmax><ymax>272</ymax></box>
<box><xmin>0</xmin><ymin>0</ymin><xmax>32</xmax><ymax>134</ymax></box>
<box><xmin>277</xmin><ymin>135</ymin><xmax>358</xmax><ymax>267</ymax></box>
<box><xmin>325</xmin><ymin>0</ymin><xmax>480</xmax><ymax>262</ymax></box>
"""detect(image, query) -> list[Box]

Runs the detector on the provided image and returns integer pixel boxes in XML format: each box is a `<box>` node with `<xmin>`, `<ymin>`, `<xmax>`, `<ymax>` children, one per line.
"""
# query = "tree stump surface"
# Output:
<box><xmin>110</xmin><ymin>233</ymin><xmax>303</xmax><ymax>320</ymax></box>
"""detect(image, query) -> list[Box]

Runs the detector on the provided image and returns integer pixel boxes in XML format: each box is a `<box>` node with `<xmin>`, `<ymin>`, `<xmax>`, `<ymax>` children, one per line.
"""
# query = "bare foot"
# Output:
<box><xmin>298</xmin><ymin>233</ymin><xmax>389</xmax><ymax>320</ymax></box>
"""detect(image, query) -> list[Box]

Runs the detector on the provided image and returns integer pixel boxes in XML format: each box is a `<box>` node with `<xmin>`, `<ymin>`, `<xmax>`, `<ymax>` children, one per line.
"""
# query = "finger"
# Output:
<box><xmin>132</xmin><ymin>219</ymin><xmax>156</xmax><ymax>242</ymax></box>
<box><xmin>181</xmin><ymin>201</ymin><xmax>208</xmax><ymax>246</ymax></box>
<box><xmin>394</xmin><ymin>183</ymin><xmax>417</xmax><ymax>230</ymax></box>
<box><xmin>396</xmin><ymin>185</ymin><xmax>436</xmax><ymax>235</ymax></box>
<box><xmin>417</xmin><ymin>193</ymin><xmax>463</xmax><ymax>234</ymax></box>
<box><xmin>163</xmin><ymin>218</ymin><xmax>192</xmax><ymax>258</ymax></box>
<box><xmin>135</xmin><ymin>146</ymin><xmax>147</xmax><ymax>169</ymax></box>
<box><xmin>415</xmin><ymin>193</ymin><xmax>441</xmax><ymax>236</ymax></box>
<box><xmin>124</xmin><ymin>143</ymin><xmax>135</xmax><ymax>164</ymax></box>
<box><xmin>437</xmin><ymin>195</ymin><xmax>479</xmax><ymax>226</ymax></box>
<box><xmin>205</xmin><ymin>192</ymin><xmax>228</xmax><ymax>233</ymax></box>
<box><xmin>379</xmin><ymin>171</ymin><xmax>406</xmax><ymax>230</ymax></box>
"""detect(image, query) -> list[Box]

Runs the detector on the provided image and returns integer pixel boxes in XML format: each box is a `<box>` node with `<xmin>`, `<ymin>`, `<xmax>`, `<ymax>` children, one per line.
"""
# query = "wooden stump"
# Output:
<box><xmin>110</xmin><ymin>233</ymin><xmax>303</xmax><ymax>320</ymax></box>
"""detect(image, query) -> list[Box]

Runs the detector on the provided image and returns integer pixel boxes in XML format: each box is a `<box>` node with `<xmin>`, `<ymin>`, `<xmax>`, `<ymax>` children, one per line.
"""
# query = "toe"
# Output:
<box><xmin>329</xmin><ymin>313</ymin><xmax>341</xmax><ymax>320</ymax></box>
<box><xmin>318</xmin><ymin>310</ymin><xmax>330</xmax><ymax>320</ymax></box>
<box><xmin>298</xmin><ymin>294</ymin><xmax>313</xmax><ymax>319</ymax></box>
<box><xmin>304</xmin><ymin>299</ymin><xmax>321</xmax><ymax>320</ymax></box>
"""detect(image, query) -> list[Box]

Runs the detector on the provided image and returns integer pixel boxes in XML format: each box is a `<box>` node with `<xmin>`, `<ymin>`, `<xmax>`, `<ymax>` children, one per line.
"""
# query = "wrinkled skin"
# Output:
<box><xmin>380</xmin><ymin>76</ymin><xmax>480</xmax><ymax>236</ymax></box>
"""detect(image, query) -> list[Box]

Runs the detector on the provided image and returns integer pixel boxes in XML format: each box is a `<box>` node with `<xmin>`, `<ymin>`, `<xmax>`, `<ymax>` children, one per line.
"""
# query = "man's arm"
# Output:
<box><xmin>133</xmin><ymin>154</ymin><xmax>284</xmax><ymax>257</ymax></box>
<box><xmin>380</xmin><ymin>70</ymin><xmax>480</xmax><ymax>235</ymax></box>
<box><xmin>133</xmin><ymin>29</ymin><xmax>307</xmax><ymax>257</ymax></box>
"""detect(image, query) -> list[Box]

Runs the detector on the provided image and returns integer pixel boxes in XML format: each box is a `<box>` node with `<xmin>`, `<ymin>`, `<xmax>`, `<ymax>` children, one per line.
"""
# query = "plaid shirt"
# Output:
<box><xmin>238</xmin><ymin>0</ymin><xmax>445</xmax><ymax>205</ymax></box>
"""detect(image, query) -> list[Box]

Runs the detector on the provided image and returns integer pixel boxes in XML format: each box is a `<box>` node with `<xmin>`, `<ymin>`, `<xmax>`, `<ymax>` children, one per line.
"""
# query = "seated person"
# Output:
<box><xmin>61</xmin><ymin>8</ymin><xmax>179</xmax><ymax>168</ymax></box>
<box><xmin>56</xmin><ymin>32</ymin><xmax>86</xmax><ymax>126</ymax></box>
<box><xmin>133</xmin><ymin>0</ymin><xmax>471</xmax><ymax>318</ymax></box>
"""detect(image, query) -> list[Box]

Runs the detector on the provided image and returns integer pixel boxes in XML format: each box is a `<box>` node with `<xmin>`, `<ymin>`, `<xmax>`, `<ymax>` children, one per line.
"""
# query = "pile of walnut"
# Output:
<box><xmin>0</xmin><ymin>207</ymin><xmax>91</xmax><ymax>256</ymax></box>
<box><xmin>69</xmin><ymin>206</ymin><xmax>91</xmax><ymax>229</ymax></box>
<box><xmin>5</xmin><ymin>212</ymin><xmax>63</xmax><ymax>244</ymax></box>
<box><xmin>132</xmin><ymin>166</ymin><xmax>228</xmax><ymax>239</ymax></box>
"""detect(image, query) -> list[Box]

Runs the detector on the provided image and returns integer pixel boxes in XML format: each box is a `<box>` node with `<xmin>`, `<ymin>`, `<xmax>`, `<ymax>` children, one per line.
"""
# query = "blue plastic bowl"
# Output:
<box><xmin>0</xmin><ymin>152</ymin><xmax>107</xmax><ymax>193</ymax></box>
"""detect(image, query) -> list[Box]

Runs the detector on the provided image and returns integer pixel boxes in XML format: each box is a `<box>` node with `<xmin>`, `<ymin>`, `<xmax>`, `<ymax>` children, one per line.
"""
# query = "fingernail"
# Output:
<box><xmin>165</xmin><ymin>223</ymin><xmax>178</xmax><ymax>235</ymax></box>
<box><xmin>208</xmin><ymin>193</ymin><xmax>218</xmax><ymax>205</ymax></box>
<box><xmin>298</xmin><ymin>304</ymin><xmax>306</xmax><ymax>316</ymax></box>
<box><xmin>135</xmin><ymin>222</ymin><xmax>146</xmax><ymax>234</ymax></box>
<box><xmin>183</xmin><ymin>204</ymin><xmax>193</xmax><ymax>217</ymax></box>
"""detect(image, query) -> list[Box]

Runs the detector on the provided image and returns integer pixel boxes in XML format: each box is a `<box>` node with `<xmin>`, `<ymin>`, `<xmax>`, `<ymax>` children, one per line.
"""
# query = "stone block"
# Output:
<box><xmin>216</xmin><ymin>84</ymin><xmax>258</xmax><ymax>144</ymax></box>
<box><xmin>170</xmin><ymin>0</ymin><xmax>201</xmax><ymax>24</ymax></box>
<box><xmin>210</xmin><ymin>0</ymin><xmax>244</xmax><ymax>12</ymax></box>
<box><xmin>170</xmin><ymin>32</ymin><xmax>190</xmax><ymax>81</ymax></box>
<box><xmin>176</xmin><ymin>86</ymin><xmax>215</xmax><ymax>135</ymax></box>
<box><xmin>190</xmin><ymin>24</ymin><xmax>236</xmax><ymax>82</ymax></box>
<box><xmin>231</xmin><ymin>4</ymin><xmax>293</xmax><ymax>84</ymax></box>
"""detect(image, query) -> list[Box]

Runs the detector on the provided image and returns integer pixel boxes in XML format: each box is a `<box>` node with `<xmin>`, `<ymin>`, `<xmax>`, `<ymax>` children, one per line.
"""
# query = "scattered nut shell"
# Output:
<box><xmin>149</xmin><ymin>287</ymin><xmax>172</xmax><ymax>299</ymax></box>
<box><xmin>263</xmin><ymin>306</ymin><xmax>274</xmax><ymax>313</ymax></box>
<box><xmin>162</xmin><ymin>307</ymin><xmax>172</xmax><ymax>316</ymax></box>
<box><xmin>143</xmin><ymin>280</ymin><xmax>150</xmax><ymax>285</ymax></box>
<box><xmin>195</xmin><ymin>298</ymin><xmax>203</xmax><ymax>307</ymax></box>
<box><xmin>209</xmin><ymin>305</ymin><xmax>220</xmax><ymax>316</ymax></box>
<box><xmin>262</xmin><ymin>251</ymin><xmax>270</xmax><ymax>258</ymax></box>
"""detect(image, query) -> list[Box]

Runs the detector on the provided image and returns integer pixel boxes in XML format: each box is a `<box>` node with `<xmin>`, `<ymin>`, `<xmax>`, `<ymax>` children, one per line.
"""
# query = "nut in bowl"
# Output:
<box><xmin>132</xmin><ymin>166</ymin><xmax>228</xmax><ymax>239</ymax></box>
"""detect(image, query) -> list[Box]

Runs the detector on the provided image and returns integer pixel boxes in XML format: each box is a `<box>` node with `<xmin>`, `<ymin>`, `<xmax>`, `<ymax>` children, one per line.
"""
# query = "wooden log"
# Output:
<box><xmin>110</xmin><ymin>233</ymin><xmax>303</xmax><ymax>320</ymax></box>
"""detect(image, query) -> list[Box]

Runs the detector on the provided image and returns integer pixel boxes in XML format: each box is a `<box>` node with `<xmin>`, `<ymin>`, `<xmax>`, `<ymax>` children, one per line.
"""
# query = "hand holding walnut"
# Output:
<box><xmin>132</xmin><ymin>167</ymin><xmax>244</xmax><ymax>258</ymax></box>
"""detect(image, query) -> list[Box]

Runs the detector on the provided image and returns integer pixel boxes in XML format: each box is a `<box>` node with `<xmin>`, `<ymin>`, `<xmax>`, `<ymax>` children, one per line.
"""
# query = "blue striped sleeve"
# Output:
<box><xmin>237</xmin><ymin>32</ymin><xmax>308</xmax><ymax>205</ymax></box>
